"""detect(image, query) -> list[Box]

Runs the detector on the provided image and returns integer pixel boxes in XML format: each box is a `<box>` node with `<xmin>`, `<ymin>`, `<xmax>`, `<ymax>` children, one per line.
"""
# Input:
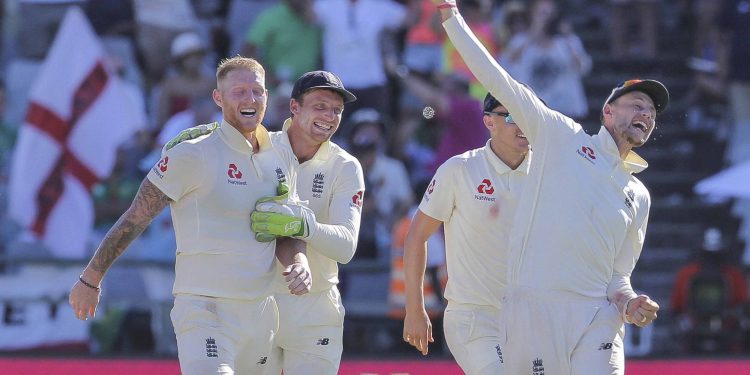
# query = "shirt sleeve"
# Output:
<box><xmin>442</xmin><ymin>14</ymin><xmax>579</xmax><ymax>154</ymax></box>
<box><xmin>607</xmin><ymin>189</ymin><xmax>651</xmax><ymax>322</ymax></box>
<box><xmin>146</xmin><ymin>141</ymin><xmax>204</xmax><ymax>201</ymax></box>
<box><xmin>418</xmin><ymin>158</ymin><xmax>457</xmax><ymax>223</ymax></box>
<box><xmin>306</xmin><ymin>158</ymin><xmax>365</xmax><ymax>264</ymax></box>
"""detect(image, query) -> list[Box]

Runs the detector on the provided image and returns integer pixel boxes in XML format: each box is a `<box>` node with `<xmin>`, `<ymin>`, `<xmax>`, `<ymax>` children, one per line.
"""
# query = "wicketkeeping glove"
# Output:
<box><xmin>250</xmin><ymin>182</ymin><xmax>316</xmax><ymax>242</ymax></box>
<box><xmin>165</xmin><ymin>122</ymin><xmax>219</xmax><ymax>151</ymax></box>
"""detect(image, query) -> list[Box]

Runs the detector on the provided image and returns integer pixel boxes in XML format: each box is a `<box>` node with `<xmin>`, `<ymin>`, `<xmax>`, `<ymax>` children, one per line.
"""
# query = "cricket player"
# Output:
<box><xmin>403</xmin><ymin>92</ymin><xmax>530</xmax><ymax>375</ymax></box>
<box><xmin>430</xmin><ymin>2</ymin><xmax>665</xmax><ymax>374</ymax></box>
<box><xmin>168</xmin><ymin>71</ymin><xmax>365</xmax><ymax>375</ymax></box>
<box><xmin>69</xmin><ymin>57</ymin><xmax>312</xmax><ymax>375</ymax></box>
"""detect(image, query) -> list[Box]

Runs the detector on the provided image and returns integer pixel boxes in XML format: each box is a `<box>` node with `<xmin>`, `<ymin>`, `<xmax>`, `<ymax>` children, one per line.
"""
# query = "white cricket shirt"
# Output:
<box><xmin>419</xmin><ymin>141</ymin><xmax>531</xmax><ymax>308</ymax></box>
<box><xmin>444</xmin><ymin>15</ymin><xmax>648</xmax><ymax>305</ymax></box>
<box><xmin>147</xmin><ymin>120</ymin><xmax>297</xmax><ymax>300</ymax></box>
<box><xmin>269</xmin><ymin>119</ymin><xmax>365</xmax><ymax>294</ymax></box>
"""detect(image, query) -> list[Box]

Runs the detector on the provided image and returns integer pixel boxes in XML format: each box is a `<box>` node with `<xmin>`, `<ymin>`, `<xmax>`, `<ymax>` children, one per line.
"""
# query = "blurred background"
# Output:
<box><xmin>0</xmin><ymin>0</ymin><xmax>749</xmax><ymax>374</ymax></box>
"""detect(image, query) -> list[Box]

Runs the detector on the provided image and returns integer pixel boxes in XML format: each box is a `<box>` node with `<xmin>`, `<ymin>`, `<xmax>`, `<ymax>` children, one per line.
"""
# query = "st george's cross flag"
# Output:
<box><xmin>8</xmin><ymin>7</ymin><xmax>146</xmax><ymax>258</ymax></box>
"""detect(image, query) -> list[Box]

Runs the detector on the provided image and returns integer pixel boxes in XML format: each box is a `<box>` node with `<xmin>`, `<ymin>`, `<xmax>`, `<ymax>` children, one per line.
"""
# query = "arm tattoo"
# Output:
<box><xmin>89</xmin><ymin>178</ymin><xmax>172</xmax><ymax>273</ymax></box>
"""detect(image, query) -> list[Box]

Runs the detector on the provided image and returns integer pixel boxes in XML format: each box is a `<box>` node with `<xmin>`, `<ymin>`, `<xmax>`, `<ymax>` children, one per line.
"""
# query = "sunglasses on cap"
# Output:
<box><xmin>484</xmin><ymin>111</ymin><xmax>515</xmax><ymax>124</ymax></box>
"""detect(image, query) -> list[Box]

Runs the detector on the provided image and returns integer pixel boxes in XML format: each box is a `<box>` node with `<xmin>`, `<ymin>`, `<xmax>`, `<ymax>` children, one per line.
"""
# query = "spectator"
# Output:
<box><xmin>395</xmin><ymin>0</ymin><xmax>445</xmax><ymax>156</ymax></box>
<box><xmin>346</xmin><ymin>108</ymin><xmax>414</xmax><ymax>261</ymax></box>
<box><xmin>720</xmin><ymin>0</ymin><xmax>750</xmax><ymax>165</ymax></box>
<box><xmin>242</xmin><ymin>0</ymin><xmax>321</xmax><ymax>89</ymax></box>
<box><xmin>225</xmin><ymin>0</ymin><xmax>277</xmax><ymax>56</ymax></box>
<box><xmin>670</xmin><ymin>227</ymin><xmax>748</xmax><ymax>353</ymax></box>
<box><xmin>132</xmin><ymin>0</ymin><xmax>198</xmax><ymax>84</ymax></box>
<box><xmin>503</xmin><ymin>0</ymin><xmax>592</xmax><ymax>120</ymax></box>
<box><xmin>609</xmin><ymin>0</ymin><xmax>658</xmax><ymax>60</ymax></box>
<box><xmin>155</xmin><ymin>32</ymin><xmax>214</xmax><ymax>132</ymax></box>
<box><xmin>442</xmin><ymin>0</ymin><xmax>497</xmax><ymax>101</ymax></box>
<box><xmin>492</xmin><ymin>0</ymin><xmax>529</xmax><ymax>52</ymax></box>
<box><xmin>683</xmin><ymin>0</ymin><xmax>728</xmax><ymax>133</ymax></box>
<box><xmin>387</xmin><ymin>60</ymin><xmax>487</xmax><ymax>176</ymax></box>
<box><xmin>313</xmin><ymin>0</ymin><xmax>407</xmax><ymax>122</ymax></box>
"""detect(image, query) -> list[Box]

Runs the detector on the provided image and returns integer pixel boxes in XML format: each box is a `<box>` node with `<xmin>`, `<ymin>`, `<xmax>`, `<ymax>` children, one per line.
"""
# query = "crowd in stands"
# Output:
<box><xmin>0</xmin><ymin>0</ymin><xmax>749</xmax><ymax>357</ymax></box>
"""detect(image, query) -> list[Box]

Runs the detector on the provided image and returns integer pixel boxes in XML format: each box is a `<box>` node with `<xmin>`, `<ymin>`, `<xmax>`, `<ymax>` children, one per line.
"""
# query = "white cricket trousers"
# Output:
<box><xmin>444</xmin><ymin>302</ymin><xmax>505</xmax><ymax>375</ymax></box>
<box><xmin>171</xmin><ymin>294</ymin><xmax>279</xmax><ymax>375</ymax></box>
<box><xmin>500</xmin><ymin>286</ymin><xmax>625</xmax><ymax>375</ymax></box>
<box><xmin>262</xmin><ymin>287</ymin><xmax>345</xmax><ymax>375</ymax></box>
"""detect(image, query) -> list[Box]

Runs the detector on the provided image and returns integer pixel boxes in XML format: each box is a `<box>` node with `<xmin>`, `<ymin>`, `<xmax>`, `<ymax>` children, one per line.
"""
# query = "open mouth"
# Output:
<box><xmin>632</xmin><ymin>121</ymin><xmax>648</xmax><ymax>133</ymax></box>
<box><xmin>240</xmin><ymin>108</ymin><xmax>257</xmax><ymax>118</ymax></box>
<box><xmin>314</xmin><ymin>122</ymin><xmax>332</xmax><ymax>131</ymax></box>
<box><xmin>517</xmin><ymin>134</ymin><xmax>527</xmax><ymax>139</ymax></box>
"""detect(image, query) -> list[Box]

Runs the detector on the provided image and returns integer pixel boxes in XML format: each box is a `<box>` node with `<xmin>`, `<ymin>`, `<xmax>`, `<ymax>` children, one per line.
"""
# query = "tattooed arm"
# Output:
<box><xmin>69</xmin><ymin>178</ymin><xmax>171</xmax><ymax>320</ymax></box>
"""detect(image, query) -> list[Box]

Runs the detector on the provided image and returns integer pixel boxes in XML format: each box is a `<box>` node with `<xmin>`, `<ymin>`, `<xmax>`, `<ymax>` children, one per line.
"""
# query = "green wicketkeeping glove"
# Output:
<box><xmin>251</xmin><ymin>182</ymin><xmax>315</xmax><ymax>242</ymax></box>
<box><xmin>165</xmin><ymin>122</ymin><xmax>219</xmax><ymax>151</ymax></box>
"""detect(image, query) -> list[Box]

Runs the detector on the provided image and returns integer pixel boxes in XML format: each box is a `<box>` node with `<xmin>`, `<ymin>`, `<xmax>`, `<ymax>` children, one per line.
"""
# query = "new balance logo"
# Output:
<box><xmin>598</xmin><ymin>342</ymin><xmax>613</xmax><ymax>350</ymax></box>
<box><xmin>206</xmin><ymin>337</ymin><xmax>218</xmax><ymax>358</ymax></box>
<box><xmin>257</xmin><ymin>356</ymin><xmax>267</xmax><ymax>365</ymax></box>
<box><xmin>317</xmin><ymin>338</ymin><xmax>330</xmax><ymax>346</ymax></box>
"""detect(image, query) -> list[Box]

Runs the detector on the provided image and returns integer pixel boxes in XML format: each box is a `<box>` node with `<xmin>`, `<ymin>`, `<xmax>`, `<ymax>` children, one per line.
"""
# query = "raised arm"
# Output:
<box><xmin>432</xmin><ymin>2</ymin><xmax>565</xmax><ymax>146</ymax></box>
<box><xmin>69</xmin><ymin>178</ymin><xmax>171</xmax><ymax>320</ymax></box>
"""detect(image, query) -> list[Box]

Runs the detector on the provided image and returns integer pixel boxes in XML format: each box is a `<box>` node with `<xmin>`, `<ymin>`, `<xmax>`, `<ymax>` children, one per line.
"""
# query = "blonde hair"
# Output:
<box><xmin>216</xmin><ymin>56</ymin><xmax>265</xmax><ymax>83</ymax></box>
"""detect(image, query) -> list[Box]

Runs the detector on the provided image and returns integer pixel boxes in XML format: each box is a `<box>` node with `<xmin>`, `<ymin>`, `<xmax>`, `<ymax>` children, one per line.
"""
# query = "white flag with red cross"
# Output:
<box><xmin>8</xmin><ymin>7</ymin><xmax>146</xmax><ymax>259</ymax></box>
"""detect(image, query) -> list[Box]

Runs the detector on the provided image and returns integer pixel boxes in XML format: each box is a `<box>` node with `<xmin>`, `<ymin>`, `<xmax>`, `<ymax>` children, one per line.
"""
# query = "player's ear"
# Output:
<box><xmin>212</xmin><ymin>89</ymin><xmax>222</xmax><ymax>108</ymax></box>
<box><xmin>482</xmin><ymin>113</ymin><xmax>494</xmax><ymax>132</ymax></box>
<box><xmin>290</xmin><ymin>98</ymin><xmax>300</xmax><ymax>115</ymax></box>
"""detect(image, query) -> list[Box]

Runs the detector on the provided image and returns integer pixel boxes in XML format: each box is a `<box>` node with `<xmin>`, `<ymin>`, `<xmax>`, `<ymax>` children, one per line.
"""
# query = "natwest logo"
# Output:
<box><xmin>477</xmin><ymin>179</ymin><xmax>495</xmax><ymax>195</ymax></box>
<box><xmin>227</xmin><ymin>163</ymin><xmax>247</xmax><ymax>185</ymax></box>
<box><xmin>351</xmin><ymin>191</ymin><xmax>363</xmax><ymax>208</ymax></box>
<box><xmin>158</xmin><ymin>156</ymin><xmax>169</xmax><ymax>172</ymax></box>
<box><xmin>426</xmin><ymin>179</ymin><xmax>436</xmax><ymax>195</ymax></box>
<box><xmin>576</xmin><ymin>145</ymin><xmax>596</xmax><ymax>164</ymax></box>
<box><xmin>227</xmin><ymin>163</ymin><xmax>243</xmax><ymax>179</ymax></box>
<box><xmin>152</xmin><ymin>156</ymin><xmax>168</xmax><ymax>178</ymax></box>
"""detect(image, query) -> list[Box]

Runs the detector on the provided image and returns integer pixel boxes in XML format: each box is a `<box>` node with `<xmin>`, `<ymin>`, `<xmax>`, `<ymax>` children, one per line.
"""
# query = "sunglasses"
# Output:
<box><xmin>484</xmin><ymin>111</ymin><xmax>515</xmax><ymax>124</ymax></box>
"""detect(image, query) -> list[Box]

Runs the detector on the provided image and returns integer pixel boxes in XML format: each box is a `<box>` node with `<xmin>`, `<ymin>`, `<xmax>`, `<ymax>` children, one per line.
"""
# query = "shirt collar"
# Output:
<box><xmin>282</xmin><ymin>118</ymin><xmax>331</xmax><ymax>161</ymax></box>
<box><xmin>593</xmin><ymin>126</ymin><xmax>648</xmax><ymax>174</ymax></box>
<box><xmin>482</xmin><ymin>140</ymin><xmax>532</xmax><ymax>175</ymax></box>
<box><xmin>218</xmin><ymin>119</ymin><xmax>271</xmax><ymax>154</ymax></box>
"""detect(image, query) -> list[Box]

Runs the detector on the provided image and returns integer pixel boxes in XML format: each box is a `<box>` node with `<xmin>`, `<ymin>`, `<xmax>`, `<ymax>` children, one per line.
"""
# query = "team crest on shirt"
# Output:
<box><xmin>312</xmin><ymin>172</ymin><xmax>324</xmax><ymax>198</ymax></box>
<box><xmin>275</xmin><ymin>167</ymin><xmax>287</xmax><ymax>184</ymax></box>
<box><xmin>474</xmin><ymin>178</ymin><xmax>496</xmax><ymax>202</ymax></box>
<box><xmin>576</xmin><ymin>146</ymin><xmax>597</xmax><ymax>165</ymax></box>
<box><xmin>205</xmin><ymin>337</ymin><xmax>218</xmax><ymax>358</ymax></box>
<box><xmin>152</xmin><ymin>156</ymin><xmax>168</xmax><ymax>178</ymax></box>
<box><xmin>532</xmin><ymin>358</ymin><xmax>545</xmax><ymax>375</ymax></box>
